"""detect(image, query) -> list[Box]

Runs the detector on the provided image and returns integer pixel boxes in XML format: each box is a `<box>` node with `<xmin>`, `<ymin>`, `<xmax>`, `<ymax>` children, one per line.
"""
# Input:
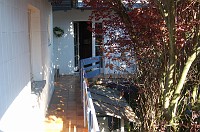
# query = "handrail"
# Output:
<box><xmin>82</xmin><ymin>80</ymin><xmax>100</xmax><ymax>132</ymax></box>
<box><xmin>80</xmin><ymin>56</ymin><xmax>101</xmax><ymax>79</ymax></box>
<box><xmin>80</xmin><ymin>56</ymin><xmax>101</xmax><ymax>132</ymax></box>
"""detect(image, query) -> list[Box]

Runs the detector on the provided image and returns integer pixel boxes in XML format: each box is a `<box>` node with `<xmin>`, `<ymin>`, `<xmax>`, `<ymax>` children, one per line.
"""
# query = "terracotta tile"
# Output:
<box><xmin>68</xmin><ymin>107</ymin><xmax>77</xmax><ymax>110</ymax></box>
<box><xmin>67</xmin><ymin>102</ymin><xmax>77</xmax><ymax>106</ymax></box>
<box><xmin>46</xmin><ymin>75</ymin><xmax>87</xmax><ymax>132</ymax></box>
<box><xmin>76</xmin><ymin>112</ymin><xmax>84</xmax><ymax>116</ymax></box>
<box><xmin>66</xmin><ymin>111</ymin><xmax>77</xmax><ymax>117</ymax></box>
<box><xmin>76</xmin><ymin>116</ymin><xmax>84</xmax><ymax>120</ymax></box>
<box><xmin>76</xmin><ymin>105</ymin><xmax>83</xmax><ymax>109</ymax></box>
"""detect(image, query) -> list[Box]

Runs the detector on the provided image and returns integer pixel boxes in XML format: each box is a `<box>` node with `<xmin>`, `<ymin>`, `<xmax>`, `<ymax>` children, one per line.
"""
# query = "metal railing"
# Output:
<box><xmin>80</xmin><ymin>56</ymin><xmax>101</xmax><ymax>132</ymax></box>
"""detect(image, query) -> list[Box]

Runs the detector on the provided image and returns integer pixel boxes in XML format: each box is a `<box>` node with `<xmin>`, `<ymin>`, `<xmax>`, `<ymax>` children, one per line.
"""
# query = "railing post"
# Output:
<box><xmin>83</xmin><ymin>81</ymin><xmax>86</xmax><ymax>127</ymax></box>
<box><xmin>121</xmin><ymin>119</ymin><xmax>124</xmax><ymax>132</ymax></box>
<box><xmin>80</xmin><ymin>60</ymin><xmax>87</xmax><ymax>127</ymax></box>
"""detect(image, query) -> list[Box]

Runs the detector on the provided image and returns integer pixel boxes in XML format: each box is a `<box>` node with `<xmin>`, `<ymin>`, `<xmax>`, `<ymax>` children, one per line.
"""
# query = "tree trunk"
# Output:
<box><xmin>163</xmin><ymin>0</ymin><xmax>176</xmax><ymax>110</ymax></box>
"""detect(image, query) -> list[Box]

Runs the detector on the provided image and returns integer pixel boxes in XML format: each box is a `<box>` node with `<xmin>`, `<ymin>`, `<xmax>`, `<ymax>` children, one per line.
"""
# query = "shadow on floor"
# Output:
<box><xmin>44</xmin><ymin>75</ymin><xmax>87</xmax><ymax>132</ymax></box>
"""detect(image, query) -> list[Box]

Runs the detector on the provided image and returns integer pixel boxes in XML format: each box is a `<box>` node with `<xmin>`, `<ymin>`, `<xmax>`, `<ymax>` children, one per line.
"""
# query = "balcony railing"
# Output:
<box><xmin>48</xmin><ymin>0</ymin><xmax>89</xmax><ymax>11</ymax></box>
<box><xmin>80</xmin><ymin>56</ymin><xmax>101</xmax><ymax>132</ymax></box>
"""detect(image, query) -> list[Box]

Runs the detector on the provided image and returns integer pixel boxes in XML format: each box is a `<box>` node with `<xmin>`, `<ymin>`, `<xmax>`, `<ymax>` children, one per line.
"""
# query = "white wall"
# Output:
<box><xmin>0</xmin><ymin>0</ymin><xmax>54</xmax><ymax>131</ymax></box>
<box><xmin>103</xmin><ymin>53</ymin><xmax>137</xmax><ymax>74</ymax></box>
<box><xmin>53</xmin><ymin>9</ymin><xmax>137</xmax><ymax>75</ymax></box>
<box><xmin>53</xmin><ymin>9</ymin><xmax>92</xmax><ymax>75</ymax></box>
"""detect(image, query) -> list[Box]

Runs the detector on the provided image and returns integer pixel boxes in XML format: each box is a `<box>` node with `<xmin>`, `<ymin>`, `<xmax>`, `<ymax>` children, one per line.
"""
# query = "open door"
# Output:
<box><xmin>74</xmin><ymin>21</ymin><xmax>92</xmax><ymax>72</ymax></box>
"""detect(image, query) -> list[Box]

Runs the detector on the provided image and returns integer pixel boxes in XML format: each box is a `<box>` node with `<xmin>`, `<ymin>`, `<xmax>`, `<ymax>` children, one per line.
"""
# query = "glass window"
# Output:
<box><xmin>95</xmin><ymin>23</ymin><xmax>103</xmax><ymax>56</ymax></box>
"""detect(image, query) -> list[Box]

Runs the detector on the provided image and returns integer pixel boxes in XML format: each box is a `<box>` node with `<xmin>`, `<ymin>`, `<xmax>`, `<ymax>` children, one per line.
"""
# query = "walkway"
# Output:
<box><xmin>44</xmin><ymin>75</ymin><xmax>87</xmax><ymax>132</ymax></box>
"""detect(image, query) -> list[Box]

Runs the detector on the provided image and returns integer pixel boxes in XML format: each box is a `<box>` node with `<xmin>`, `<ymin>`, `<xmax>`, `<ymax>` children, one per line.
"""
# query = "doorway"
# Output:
<box><xmin>74</xmin><ymin>21</ymin><xmax>92</xmax><ymax>71</ymax></box>
<box><xmin>28</xmin><ymin>5</ymin><xmax>43</xmax><ymax>81</ymax></box>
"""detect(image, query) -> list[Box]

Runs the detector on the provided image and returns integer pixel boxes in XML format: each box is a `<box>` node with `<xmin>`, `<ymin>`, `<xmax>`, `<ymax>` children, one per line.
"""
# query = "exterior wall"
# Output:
<box><xmin>53</xmin><ymin>9</ymin><xmax>136</xmax><ymax>75</ymax></box>
<box><xmin>0</xmin><ymin>0</ymin><xmax>54</xmax><ymax>131</ymax></box>
<box><xmin>104</xmin><ymin>53</ymin><xmax>137</xmax><ymax>74</ymax></box>
<box><xmin>53</xmin><ymin>9</ymin><xmax>92</xmax><ymax>75</ymax></box>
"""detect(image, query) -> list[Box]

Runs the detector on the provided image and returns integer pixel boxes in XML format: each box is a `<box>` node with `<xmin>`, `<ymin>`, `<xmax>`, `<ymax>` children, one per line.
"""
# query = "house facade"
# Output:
<box><xmin>53</xmin><ymin>9</ymin><xmax>136</xmax><ymax>75</ymax></box>
<box><xmin>0</xmin><ymin>0</ymin><xmax>137</xmax><ymax>131</ymax></box>
<box><xmin>53</xmin><ymin>9</ymin><xmax>94</xmax><ymax>75</ymax></box>
<box><xmin>0</xmin><ymin>0</ymin><xmax>54</xmax><ymax>131</ymax></box>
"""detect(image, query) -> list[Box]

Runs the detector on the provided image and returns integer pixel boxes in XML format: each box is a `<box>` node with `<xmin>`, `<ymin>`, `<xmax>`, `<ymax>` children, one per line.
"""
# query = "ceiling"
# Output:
<box><xmin>48</xmin><ymin>0</ymin><xmax>73</xmax><ymax>11</ymax></box>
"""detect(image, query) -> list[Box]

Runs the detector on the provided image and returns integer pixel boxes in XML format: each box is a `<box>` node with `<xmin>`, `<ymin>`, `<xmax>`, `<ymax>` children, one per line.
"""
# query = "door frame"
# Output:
<box><xmin>74</xmin><ymin>21</ymin><xmax>93</xmax><ymax>72</ymax></box>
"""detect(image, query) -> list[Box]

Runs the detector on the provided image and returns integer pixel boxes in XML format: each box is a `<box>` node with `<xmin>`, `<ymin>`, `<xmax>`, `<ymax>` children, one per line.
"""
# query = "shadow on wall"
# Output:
<box><xmin>54</xmin><ymin>29</ymin><xmax>75</xmax><ymax>75</ymax></box>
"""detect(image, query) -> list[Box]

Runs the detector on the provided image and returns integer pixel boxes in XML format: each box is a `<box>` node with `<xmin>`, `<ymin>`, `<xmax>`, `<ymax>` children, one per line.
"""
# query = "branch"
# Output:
<box><xmin>153</xmin><ymin>0</ymin><xmax>167</xmax><ymax>22</ymax></box>
<box><xmin>111</xmin><ymin>0</ymin><xmax>138</xmax><ymax>44</ymax></box>
<box><xmin>170</xmin><ymin>46</ymin><xmax>200</xmax><ymax>118</ymax></box>
<box><xmin>170</xmin><ymin>3</ymin><xmax>200</xmax><ymax>118</ymax></box>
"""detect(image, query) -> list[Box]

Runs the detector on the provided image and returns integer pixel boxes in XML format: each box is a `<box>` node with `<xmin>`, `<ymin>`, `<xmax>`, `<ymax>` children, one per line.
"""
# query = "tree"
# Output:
<box><xmin>83</xmin><ymin>0</ymin><xmax>200</xmax><ymax>131</ymax></box>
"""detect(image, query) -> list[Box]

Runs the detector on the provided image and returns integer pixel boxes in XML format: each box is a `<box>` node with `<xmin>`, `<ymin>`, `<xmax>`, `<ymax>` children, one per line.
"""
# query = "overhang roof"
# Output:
<box><xmin>48</xmin><ymin>0</ymin><xmax>145</xmax><ymax>12</ymax></box>
<box><xmin>48</xmin><ymin>0</ymin><xmax>72</xmax><ymax>11</ymax></box>
<box><xmin>88</xmin><ymin>85</ymin><xmax>139</xmax><ymax>123</ymax></box>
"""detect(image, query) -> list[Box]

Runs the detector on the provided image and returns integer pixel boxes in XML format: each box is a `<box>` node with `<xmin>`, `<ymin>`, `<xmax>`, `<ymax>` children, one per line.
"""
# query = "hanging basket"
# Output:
<box><xmin>53</xmin><ymin>27</ymin><xmax>64</xmax><ymax>37</ymax></box>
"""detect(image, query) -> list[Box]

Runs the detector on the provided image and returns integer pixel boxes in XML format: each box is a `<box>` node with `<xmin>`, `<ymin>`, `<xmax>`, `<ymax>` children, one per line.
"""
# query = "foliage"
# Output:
<box><xmin>83</xmin><ymin>0</ymin><xmax>200</xmax><ymax>131</ymax></box>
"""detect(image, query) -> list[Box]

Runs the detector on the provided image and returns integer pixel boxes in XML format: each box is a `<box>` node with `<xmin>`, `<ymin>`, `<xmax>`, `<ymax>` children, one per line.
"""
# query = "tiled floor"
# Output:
<box><xmin>45</xmin><ymin>75</ymin><xmax>87</xmax><ymax>132</ymax></box>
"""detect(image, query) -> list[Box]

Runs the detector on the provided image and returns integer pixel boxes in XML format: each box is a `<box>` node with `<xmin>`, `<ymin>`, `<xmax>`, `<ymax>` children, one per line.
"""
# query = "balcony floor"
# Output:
<box><xmin>45</xmin><ymin>75</ymin><xmax>87</xmax><ymax>132</ymax></box>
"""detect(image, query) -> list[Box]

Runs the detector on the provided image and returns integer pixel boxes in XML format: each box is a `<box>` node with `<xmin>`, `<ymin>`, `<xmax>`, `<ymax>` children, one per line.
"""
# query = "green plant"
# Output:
<box><xmin>53</xmin><ymin>26</ymin><xmax>64</xmax><ymax>37</ymax></box>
